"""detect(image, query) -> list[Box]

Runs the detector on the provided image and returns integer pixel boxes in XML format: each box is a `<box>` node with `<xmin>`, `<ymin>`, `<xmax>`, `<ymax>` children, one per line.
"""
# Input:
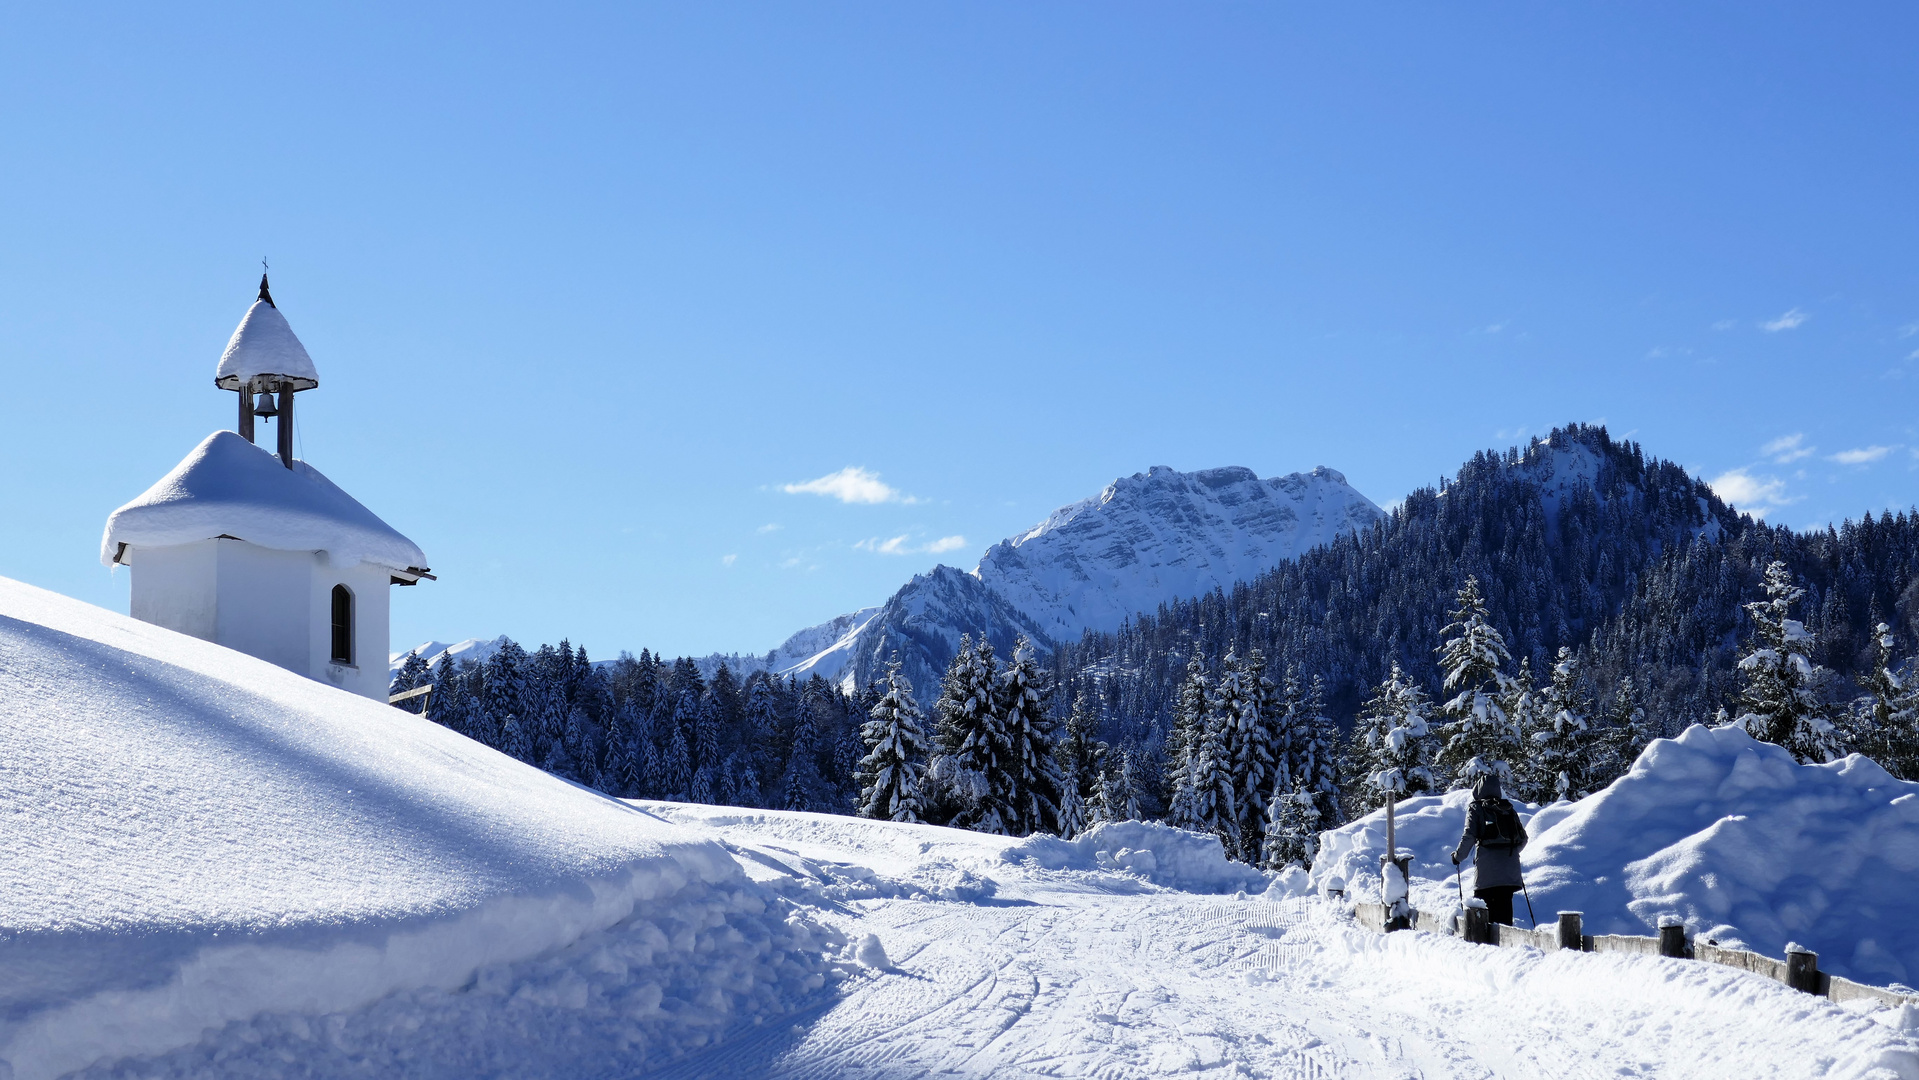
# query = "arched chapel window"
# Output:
<box><xmin>330</xmin><ymin>585</ymin><xmax>354</xmax><ymax>665</ymax></box>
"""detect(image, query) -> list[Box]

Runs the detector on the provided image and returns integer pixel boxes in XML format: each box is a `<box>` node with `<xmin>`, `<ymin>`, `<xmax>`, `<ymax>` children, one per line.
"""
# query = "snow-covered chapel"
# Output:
<box><xmin>101</xmin><ymin>276</ymin><xmax>432</xmax><ymax>700</ymax></box>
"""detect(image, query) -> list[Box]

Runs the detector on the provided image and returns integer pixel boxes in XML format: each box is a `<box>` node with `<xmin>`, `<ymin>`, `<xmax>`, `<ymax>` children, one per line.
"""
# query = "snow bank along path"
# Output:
<box><xmin>642</xmin><ymin>804</ymin><xmax>1919</xmax><ymax>1080</ymax></box>
<box><xmin>0</xmin><ymin>575</ymin><xmax>839</xmax><ymax>1079</ymax></box>
<box><xmin>1317</xmin><ymin>724</ymin><xmax>1919</xmax><ymax>987</ymax></box>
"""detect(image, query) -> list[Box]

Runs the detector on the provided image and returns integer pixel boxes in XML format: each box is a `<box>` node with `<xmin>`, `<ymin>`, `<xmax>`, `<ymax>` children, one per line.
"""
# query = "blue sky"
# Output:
<box><xmin>3</xmin><ymin>4</ymin><xmax>1917</xmax><ymax>659</ymax></box>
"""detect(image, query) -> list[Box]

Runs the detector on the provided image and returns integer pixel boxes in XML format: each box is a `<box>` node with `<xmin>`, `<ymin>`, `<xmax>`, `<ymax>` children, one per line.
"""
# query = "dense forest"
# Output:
<box><xmin>391</xmin><ymin>424</ymin><xmax>1919</xmax><ymax>866</ymax></box>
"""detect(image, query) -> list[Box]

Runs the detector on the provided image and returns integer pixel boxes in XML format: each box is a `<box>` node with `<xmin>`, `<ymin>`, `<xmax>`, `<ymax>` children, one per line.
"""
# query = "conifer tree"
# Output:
<box><xmin>424</xmin><ymin>656</ymin><xmax>465</xmax><ymax>735</ymax></box>
<box><xmin>500</xmin><ymin>713</ymin><xmax>531</xmax><ymax>763</ymax></box>
<box><xmin>1847</xmin><ymin>623</ymin><xmax>1919</xmax><ymax>780</ymax></box>
<box><xmin>1344</xmin><ymin>663</ymin><xmax>1434</xmax><ymax>818</ymax></box>
<box><xmin>1059</xmin><ymin>689</ymin><xmax>1106</xmax><ymax>819</ymax></box>
<box><xmin>1301</xmin><ymin>675</ymin><xmax>1344</xmax><ymax>827</ymax></box>
<box><xmin>780</xmin><ymin>693</ymin><xmax>823</xmax><ymax>812</ymax></box>
<box><xmin>1165</xmin><ymin>653</ymin><xmax>1211</xmax><ymax>830</ymax></box>
<box><xmin>931</xmin><ymin>635</ymin><xmax>1004</xmax><ymax>830</ymax></box>
<box><xmin>1272</xmin><ymin>666</ymin><xmax>1308</xmax><ymax>793</ymax></box>
<box><xmin>998</xmin><ymin>638</ymin><xmax>1066</xmax><ymax>836</ymax></box>
<box><xmin>856</xmin><ymin>658</ymin><xmax>929</xmax><ymax>823</ymax></box>
<box><xmin>1214</xmin><ymin>651</ymin><xmax>1272</xmax><ymax>859</ymax></box>
<box><xmin>1523</xmin><ymin>647</ymin><xmax>1599</xmax><ymax>801</ymax></box>
<box><xmin>1730</xmin><ymin>561</ymin><xmax>1841</xmax><ymax>763</ymax></box>
<box><xmin>1260</xmin><ymin>778</ymin><xmax>1320</xmax><ymax>871</ymax></box>
<box><xmin>1433</xmin><ymin>576</ymin><xmax>1522</xmax><ymax>787</ymax></box>
<box><xmin>390</xmin><ymin>651</ymin><xmax>432</xmax><ymax>712</ymax></box>
<box><xmin>1114</xmin><ymin>748</ymin><xmax>1144</xmax><ymax>822</ymax></box>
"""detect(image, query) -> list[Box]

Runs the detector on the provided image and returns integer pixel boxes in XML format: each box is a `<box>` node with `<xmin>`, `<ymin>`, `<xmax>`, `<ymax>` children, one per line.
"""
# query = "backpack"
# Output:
<box><xmin>1474</xmin><ymin>798</ymin><xmax>1524</xmax><ymax>849</ymax></box>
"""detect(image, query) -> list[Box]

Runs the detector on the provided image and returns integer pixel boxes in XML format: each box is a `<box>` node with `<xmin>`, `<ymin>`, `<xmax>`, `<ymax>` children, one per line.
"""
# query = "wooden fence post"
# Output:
<box><xmin>1556</xmin><ymin>911</ymin><xmax>1583</xmax><ymax>951</ymax></box>
<box><xmin>1464</xmin><ymin>898</ymin><xmax>1491</xmax><ymax>945</ymax></box>
<box><xmin>1658</xmin><ymin>916</ymin><xmax>1688</xmax><ymax>959</ymax></box>
<box><xmin>1786</xmin><ymin>946</ymin><xmax>1821</xmax><ymax>994</ymax></box>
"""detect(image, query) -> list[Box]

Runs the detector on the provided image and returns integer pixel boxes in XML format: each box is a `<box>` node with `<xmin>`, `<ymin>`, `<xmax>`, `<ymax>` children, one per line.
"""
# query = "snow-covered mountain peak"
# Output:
<box><xmin>974</xmin><ymin>463</ymin><xmax>1384</xmax><ymax>641</ymax></box>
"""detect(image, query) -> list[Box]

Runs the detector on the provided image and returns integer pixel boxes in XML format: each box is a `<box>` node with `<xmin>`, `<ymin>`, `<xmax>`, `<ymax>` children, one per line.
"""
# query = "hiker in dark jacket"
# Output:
<box><xmin>1451</xmin><ymin>773</ymin><xmax>1528</xmax><ymax>926</ymax></box>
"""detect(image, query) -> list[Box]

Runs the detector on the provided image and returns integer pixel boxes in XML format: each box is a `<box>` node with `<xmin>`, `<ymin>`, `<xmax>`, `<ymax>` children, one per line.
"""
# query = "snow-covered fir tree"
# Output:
<box><xmin>997</xmin><ymin>638</ymin><xmax>1066</xmax><ymax>837</ymax></box>
<box><xmin>1846</xmin><ymin>623</ymin><xmax>1919</xmax><ymax>780</ymax></box>
<box><xmin>1056</xmin><ymin>688</ymin><xmax>1104</xmax><ymax>837</ymax></box>
<box><xmin>1522</xmin><ymin>647</ymin><xmax>1600</xmax><ymax>801</ymax></box>
<box><xmin>1301</xmin><ymin>675</ymin><xmax>1343</xmax><ymax>828</ymax></box>
<box><xmin>1095</xmin><ymin>748</ymin><xmax>1144</xmax><ymax>823</ymax></box>
<box><xmin>856</xmin><ymin>657</ymin><xmax>929</xmax><ymax>823</ymax></box>
<box><xmin>1729</xmin><ymin>561</ymin><xmax>1841</xmax><ymax>763</ymax></box>
<box><xmin>1215</xmin><ymin>651</ymin><xmax>1273</xmax><ymax>860</ymax></box>
<box><xmin>1260</xmin><ymin>778</ymin><xmax>1320</xmax><ymax>871</ymax></box>
<box><xmin>1343</xmin><ymin>662</ymin><xmax>1434</xmax><ymax>818</ymax></box>
<box><xmin>931</xmin><ymin>636</ymin><xmax>1007</xmax><ymax>832</ymax></box>
<box><xmin>1433</xmin><ymin>576</ymin><xmax>1521</xmax><ymax>787</ymax></box>
<box><xmin>389</xmin><ymin>651</ymin><xmax>431</xmax><ymax>712</ymax></box>
<box><xmin>1165</xmin><ymin>652</ymin><xmax>1211</xmax><ymax>830</ymax></box>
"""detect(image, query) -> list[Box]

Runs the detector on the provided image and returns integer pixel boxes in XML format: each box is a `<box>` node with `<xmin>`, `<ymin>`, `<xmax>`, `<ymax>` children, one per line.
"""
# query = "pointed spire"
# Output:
<box><xmin>257</xmin><ymin>271</ymin><xmax>275</xmax><ymax>308</ymax></box>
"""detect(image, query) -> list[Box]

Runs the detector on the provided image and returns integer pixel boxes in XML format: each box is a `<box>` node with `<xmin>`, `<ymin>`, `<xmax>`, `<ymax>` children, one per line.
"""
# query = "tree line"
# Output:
<box><xmin>391</xmin><ymin>423</ymin><xmax>1919</xmax><ymax>870</ymax></box>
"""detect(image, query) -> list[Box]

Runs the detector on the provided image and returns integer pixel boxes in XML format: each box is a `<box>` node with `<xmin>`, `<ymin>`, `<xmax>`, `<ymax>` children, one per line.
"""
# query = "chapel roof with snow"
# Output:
<box><xmin>102</xmin><ymin>430</ymin><xmax>429</xmax><ymax>576</ymax></box>
<box><xmin>213</xmin><ymin>279</ymin><xmax>319</xmax><ymax>391</ymax></box>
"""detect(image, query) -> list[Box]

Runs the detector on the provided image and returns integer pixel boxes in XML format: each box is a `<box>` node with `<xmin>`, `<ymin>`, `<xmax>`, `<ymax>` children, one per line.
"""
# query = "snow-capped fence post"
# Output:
<box><xmin>1786</xmin><ymin>945</ymin><xmax>1821</xmax><ymax>994</ymax></box>
<box><xmin>1556</xmin><ymin>911</ymin><xmax>1583</xmax><ymax>951</ymax></box>
<box><xmin>1463</xmin><ymin>898</ymin><xmax>1491</xmax><ymax>944</ymax></box>
<box><xmin>1657</xmin><ymin>916</ymin><xmax>1688</xmax><ymax>959</ymax></box>
<box><xmin>1380</xmin><ymin>850</ymin><xmax>1413</xmax><ymax>931</ymax></box>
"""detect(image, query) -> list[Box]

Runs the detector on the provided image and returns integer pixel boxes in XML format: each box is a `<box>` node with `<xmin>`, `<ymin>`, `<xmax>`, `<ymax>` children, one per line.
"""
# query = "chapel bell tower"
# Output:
<box><xmin>102</xmin><ymin>275</ymin><xmax>433</xmax><ymax>700</ymax></box>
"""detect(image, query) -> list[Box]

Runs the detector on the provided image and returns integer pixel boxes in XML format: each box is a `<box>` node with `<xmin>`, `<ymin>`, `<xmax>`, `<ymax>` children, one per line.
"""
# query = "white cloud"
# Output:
<box><xmin>1760</xmin><ymin>308</ymin><xmax>1808</xmax><ymax>332</ymax></box>
<box><xmin>1829</xmin><ymin>445</ymin><xmax>1894</xmax><ymax>465</ymax></box>
<box><xmin>855</xmin><ymin>534</ymin><xmax>968</xmax><ymax>556</ymax></box>
<box><xmin>1900</xmin><ymin>322</ymin><xmax>1919</xmax><ymax>339</ymax></box>
<box><xmin>1711</xmin><ymin>319</ymin><xmax>1736</xmax><ymax>331</ymax></box>
<box><xmin>721</xmin><ymin>553</ymin><xmax>737</xmax><ymax>567</ymax></box>
<box><xmin>1761</xmin><ymin>433</ymin><xmax>1815</xmax><ymax>463</ymax></box>
<box><xmin>756</xmin><ymin>523</ymin><xmax>782</xmax><ymax>533</ymax></box>
<box><xmin>1707</xmin><ymin>468</ymin><xmax>1797</xmax><ymax>518</ymax></box>
<box><xmin>782</xmin><ymin>466</ymin><xmax>913</xmax><ymax>505</ymax></box>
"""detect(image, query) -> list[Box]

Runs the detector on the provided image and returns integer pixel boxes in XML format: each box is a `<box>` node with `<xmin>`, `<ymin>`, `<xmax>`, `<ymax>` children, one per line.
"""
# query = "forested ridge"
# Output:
<box><xmin>391</xmin><ymin>424</ymin><xmax>1919</xmax><ymax>864</ymax></box>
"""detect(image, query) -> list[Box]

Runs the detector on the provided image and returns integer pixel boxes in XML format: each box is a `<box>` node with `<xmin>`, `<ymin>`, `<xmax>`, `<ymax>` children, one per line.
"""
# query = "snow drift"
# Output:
<box><xmin>0</xmin><ymin>576</ymin><xmax>837</xmax><ymax>1079</ymax></box>
<box><xmin>1315</xmin><ymin>724</ymin><xmax>1919</xmax><ymax>985</ymax></box>
<box><xmin>1005</xmin><ymin>820</ymin><xmax>1273</xmax><ymax>894</ymax></box>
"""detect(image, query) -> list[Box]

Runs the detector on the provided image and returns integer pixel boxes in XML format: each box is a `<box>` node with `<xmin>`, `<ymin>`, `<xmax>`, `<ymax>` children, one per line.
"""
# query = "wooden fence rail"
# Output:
<box><xmin>1350</xmin><ymin>902</ymin><xmax>1918</xmax><ymax>1010</ymax></box>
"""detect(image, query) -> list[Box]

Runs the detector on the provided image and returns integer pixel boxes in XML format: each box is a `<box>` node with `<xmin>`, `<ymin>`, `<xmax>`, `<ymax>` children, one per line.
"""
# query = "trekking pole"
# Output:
<box><xmin>1520</xmin><ymin>881</ymin><xmax>1538</xmax><ymax>930</ymax></box>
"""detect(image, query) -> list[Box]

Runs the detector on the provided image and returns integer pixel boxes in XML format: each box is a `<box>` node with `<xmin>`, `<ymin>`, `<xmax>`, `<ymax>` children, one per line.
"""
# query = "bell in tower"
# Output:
<box><xmin>216</xmin><ymin>271</ymin><xmax>319</xmax><ymax>467</ymax></box>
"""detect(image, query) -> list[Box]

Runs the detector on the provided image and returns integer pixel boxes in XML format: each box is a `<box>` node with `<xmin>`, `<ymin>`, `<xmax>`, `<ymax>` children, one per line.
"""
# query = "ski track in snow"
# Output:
<box><xmin>648</xmin><ymin>808</ymin><xmax>1919</xmax><ymax>1080</ymax></box>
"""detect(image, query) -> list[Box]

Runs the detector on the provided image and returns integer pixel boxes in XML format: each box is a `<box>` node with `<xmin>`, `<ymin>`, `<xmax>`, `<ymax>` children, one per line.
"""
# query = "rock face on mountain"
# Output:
<box><xmin>834</xmin><ymin>566</ymin><xmax>1056</xmax><ymax>701</ymax></box>
<box><xmin>975</xmin><ymin>465</ymin><xmax>1385</xmax><ymax>642</ymax></box>
<box><xmin>766</xmin><ymin>465</ymin><xmax>1382</xmax><ymax>701</ymax></box>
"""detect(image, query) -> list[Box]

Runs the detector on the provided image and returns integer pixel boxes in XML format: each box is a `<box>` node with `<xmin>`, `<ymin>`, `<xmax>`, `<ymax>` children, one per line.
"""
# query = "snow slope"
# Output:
<box><xmin>976</xmin><ymin>464</ymin><xmax>1384</xmax><ymax>641</ymax></box>
<box><xmin>0</xmin><ymin>576</ymin><xmax>838</xmax><ymax>1079</ymax></box>
<box><xmin>1314</xmin><ymin>724</ymin><xmax>1919</xmax><ymax>986</ymax></box>
<box><xmin>643</xmin><ymin>804</ymin><xmax>1919</xmax><ymax>1080</ymax></box>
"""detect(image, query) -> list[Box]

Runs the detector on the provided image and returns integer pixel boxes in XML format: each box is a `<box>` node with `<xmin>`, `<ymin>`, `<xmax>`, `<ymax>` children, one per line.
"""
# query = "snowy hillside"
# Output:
<box><xmin>5</xmin><ymin>577</ymin><xmax>1914</xmax><ymax>1079</ymax></box>
<box><xmin>976</xmin><ymin>464</ymin><xmax>1384</xmax><ymax>640</ymax></box>
<box><xmin>0</xmin><ymin>576</ymin><xmax>838</xmax><ymax>1079</ymax></box>
<box><xmin>1315</xmin><ymin>724</ymin><xmax>1919</xmax><ymax>985</ymax></box>
<box><xmin>636</xmin><ymin>805</ymin><xmax>1918</xmax><ymax>1080</ymax></box>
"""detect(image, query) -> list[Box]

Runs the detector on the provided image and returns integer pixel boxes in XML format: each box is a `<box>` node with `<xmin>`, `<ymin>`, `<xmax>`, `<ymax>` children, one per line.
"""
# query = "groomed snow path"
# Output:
<box><xmin>644</xmin><ymin>806</ymin><xmax>1919</xmax><ymax>1080</ymax></box>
